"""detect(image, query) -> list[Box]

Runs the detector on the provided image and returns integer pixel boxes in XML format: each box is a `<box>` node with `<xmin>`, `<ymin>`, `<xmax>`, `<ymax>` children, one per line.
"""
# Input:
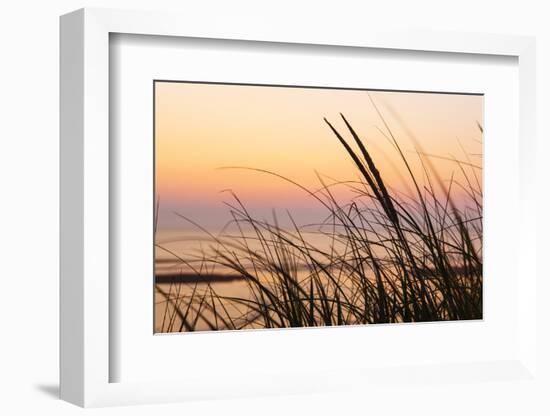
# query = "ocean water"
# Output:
<box><xmin>154</xmin><ymin>227</ymin><xmax>354</xmax><ymax>332</ymax></box>
<box><xmin>154</xmin><ymin>224</ymin><xmax>482</xmax><ymax>332</ymax></box>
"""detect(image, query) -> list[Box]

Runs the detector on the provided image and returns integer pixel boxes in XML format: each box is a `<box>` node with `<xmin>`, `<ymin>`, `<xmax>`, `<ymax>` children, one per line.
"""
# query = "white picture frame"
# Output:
<box><xmin>60</xmin><ymin>7</ymin><xmax>539</xmax><ymax>408</ymax></box>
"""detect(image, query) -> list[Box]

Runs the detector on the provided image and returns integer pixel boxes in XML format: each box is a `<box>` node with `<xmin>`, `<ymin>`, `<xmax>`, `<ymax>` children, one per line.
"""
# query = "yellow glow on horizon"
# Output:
<box><xmin>155</xmin><ymin>82</ymin><xmax>482</xmax><ymax>229</ymax></box>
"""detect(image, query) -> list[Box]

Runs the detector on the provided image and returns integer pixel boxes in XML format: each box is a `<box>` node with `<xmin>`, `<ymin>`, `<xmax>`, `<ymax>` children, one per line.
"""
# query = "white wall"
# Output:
<box><xmin>1</xmin><ymin>1</ymin><xmax>548</xmax><ymax>415</ymax></box>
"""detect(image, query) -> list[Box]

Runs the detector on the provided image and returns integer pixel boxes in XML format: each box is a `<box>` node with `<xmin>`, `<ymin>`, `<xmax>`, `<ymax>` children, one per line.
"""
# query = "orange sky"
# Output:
<box><xmin>155</xmin><ymin>82</ymin><xmax>482</xmax><ymax>230</ymax></box>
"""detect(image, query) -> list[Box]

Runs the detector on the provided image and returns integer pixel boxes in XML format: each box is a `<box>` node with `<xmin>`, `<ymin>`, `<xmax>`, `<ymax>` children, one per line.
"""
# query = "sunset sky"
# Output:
<box><xmin>155</xmin><ymin>82</ymin><xmax>483</xmax><ymax>231</ymax></box>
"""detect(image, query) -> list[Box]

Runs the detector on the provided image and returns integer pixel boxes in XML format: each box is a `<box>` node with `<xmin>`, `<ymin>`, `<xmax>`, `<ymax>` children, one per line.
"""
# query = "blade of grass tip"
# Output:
<box><xmin>323</xmin><ymin>117</ymin><xmax>386</xmax><ymax>209</ymax></box>
<box><xmin>218</xmin><ymin>166</ymin><xmax>333</xmax><ymax>212</ymax></box>
<box><xmin>340</xmin><ymin>113</ymin><xmax>399</xmax><ymax>225</ymax></box>
<box><xmin>154</xmin><ymin>196</ymin><xmax>160</xmax><ymax>234</ymax></box>
<box><xmin>476</xmin><ymin>121</ymin><xmax>483</xmax><ymax>133</ymax></box>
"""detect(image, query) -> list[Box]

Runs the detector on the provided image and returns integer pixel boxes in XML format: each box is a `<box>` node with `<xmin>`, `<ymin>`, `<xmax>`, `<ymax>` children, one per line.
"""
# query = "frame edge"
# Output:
<box><xmin>59</xmin><ymin>8</ymin><xmax>85</xmax><ymax>407</ymax></box>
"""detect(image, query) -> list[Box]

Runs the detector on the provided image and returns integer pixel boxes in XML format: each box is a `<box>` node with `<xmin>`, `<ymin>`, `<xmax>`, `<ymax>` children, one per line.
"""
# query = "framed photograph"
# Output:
<box><xmin>152</xmin><ymin>81</ymin><xmax>484</xmax><ymax>334</ymax></box>
<box><xmin>60</xmin><ymin>8</ymin><xmax>539</xmax><ymax>408</ymax></box>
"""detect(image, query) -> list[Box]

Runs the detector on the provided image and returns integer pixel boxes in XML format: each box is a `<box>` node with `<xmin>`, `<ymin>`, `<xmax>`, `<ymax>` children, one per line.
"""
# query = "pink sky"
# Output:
<box><xmin>155</xmin><ymin>82</ymin><xmax>483</xmax><ymax>231</ymax></box>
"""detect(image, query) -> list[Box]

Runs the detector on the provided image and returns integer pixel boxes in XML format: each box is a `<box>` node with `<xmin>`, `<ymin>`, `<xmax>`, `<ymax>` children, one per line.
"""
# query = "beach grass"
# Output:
<box><xmin>155</xmin><ymin>106</ymin><xmax>483</xmax><ymax>332</ymax></box>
